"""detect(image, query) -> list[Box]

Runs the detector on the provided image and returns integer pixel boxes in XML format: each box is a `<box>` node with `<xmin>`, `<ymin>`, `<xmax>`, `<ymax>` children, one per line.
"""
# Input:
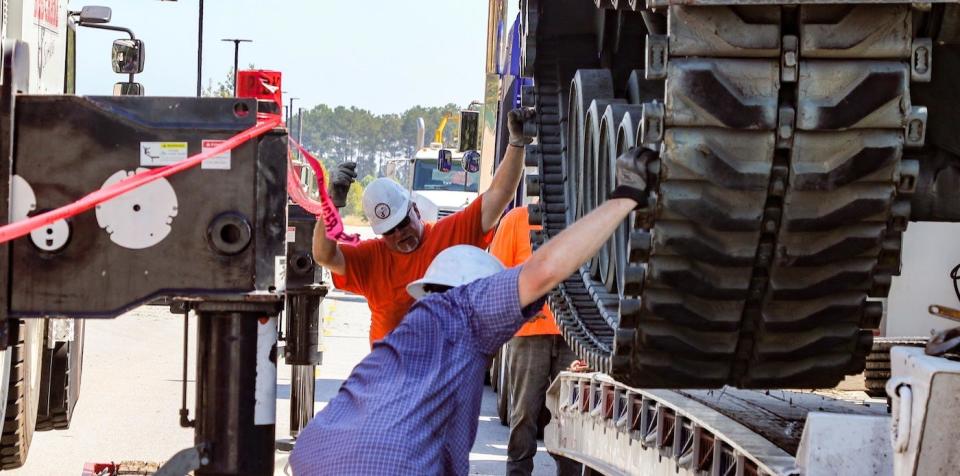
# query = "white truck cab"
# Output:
<box><xmin>408</xmin><ymin>143</ymin><xmax>481</xmax><ymax>219</ymax></box>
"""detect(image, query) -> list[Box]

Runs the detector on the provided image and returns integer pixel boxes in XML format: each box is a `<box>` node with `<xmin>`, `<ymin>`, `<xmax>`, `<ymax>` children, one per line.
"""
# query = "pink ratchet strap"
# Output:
<box><xmin>287</xmin><ymin>138</ymin><xmax>360</xmax><ymax>245</ymax></box>
<box><xmin>0</xmin><ymin>116</ymin><xmax>282</xmax><ymax>245</ymax></box>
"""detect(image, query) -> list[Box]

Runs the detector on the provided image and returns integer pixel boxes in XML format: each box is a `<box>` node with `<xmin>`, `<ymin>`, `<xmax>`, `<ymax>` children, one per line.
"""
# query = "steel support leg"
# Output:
<box><xmin>284</xmin><ymin>289</ymin><xmax>325</xmax><ymax>437</ymax></box>
<box><xmin>289</xmin><ymin>364</ymin><xmax>315</xmax><ymax>437</ymax></box>
<box><xmin>193</xmin><ymin>300</ymin><xmax>282</xmax><ymax>476</ymax></box>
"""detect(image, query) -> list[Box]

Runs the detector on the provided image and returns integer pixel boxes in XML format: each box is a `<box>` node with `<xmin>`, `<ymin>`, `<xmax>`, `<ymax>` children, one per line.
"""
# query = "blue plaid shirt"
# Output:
<box><xmin>290</xmin><ymin>267</ymin><xmax>544</xmax><ymax>475</ymax></box>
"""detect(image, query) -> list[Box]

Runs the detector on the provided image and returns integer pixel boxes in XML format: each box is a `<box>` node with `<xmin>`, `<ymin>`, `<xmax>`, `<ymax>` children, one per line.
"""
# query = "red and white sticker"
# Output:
<box><xmin>201</xmin><ymin>140</ymin><xmax>231</xmax><ymax>170</ymax></box>
<box><xmin>286</xmin><ymin>226</ymin><xmax>296</xmax><ymax>243</ymax></box>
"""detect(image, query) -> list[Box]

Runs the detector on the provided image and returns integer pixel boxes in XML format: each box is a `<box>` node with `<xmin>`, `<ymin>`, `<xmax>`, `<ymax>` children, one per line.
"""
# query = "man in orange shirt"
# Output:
<box><xmin>489</xmin><ymin>206</ymin><xmax>582</xmax><ymax>476</ymax></box>
<box><xmin>313</xmin><ymin>108</ymin><xmax>535</xmax><ymax>344</ymax></box>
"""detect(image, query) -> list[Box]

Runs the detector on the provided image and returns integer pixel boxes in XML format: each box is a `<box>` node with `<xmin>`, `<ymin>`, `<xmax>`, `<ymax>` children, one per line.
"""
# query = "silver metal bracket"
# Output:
<box><xmin>47</xmin><ymin>318</ymin><xmax>74</xmax><ymax>349</ymax></box>
<box><xmin>777</xmin><ymin>106</ymin><xmax>796</xmax><ymax>149</ymax></box>
<box><xmin>155</xmin><ymin>443</ymin><xmax>209</xmax><ymax>476</ymax></box>
<box><xmin>897</xmin><ymin>159</ymin><xmax>920</xmax><ymax>195</ymax></box>
<box><xmin>782</xmin><ymin>35</ymin><xmax>799</xmax><ymax>83</ymax></box>
<box><xmin>890</xmin><ymin>200</ymin><xmax>911</xmax><ymax>232</ymax></box>
<box><xmin>645</xmin><ymin>35</ymin><xmax>669</xmax><ymax>80</ymax></box>
<box><xmin>911</xmin><ymin>38</ymin><xmax>933</xmax><ymax>83</ymax></box>
<box><xmin>905</xmin><ymin>106</ymin><xmax>928</xmax><ymax>148</ymax></box>
<box><xmin>640</xmin><ymin>101</ymin><xmax>665</xmax><ymax>145</ymax></box>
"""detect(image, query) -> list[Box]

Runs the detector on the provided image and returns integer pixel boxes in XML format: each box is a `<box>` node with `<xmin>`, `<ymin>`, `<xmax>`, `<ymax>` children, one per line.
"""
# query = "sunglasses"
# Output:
<box><xmin>382</xmin><ymin>212</ymin><xmax>412</xmax><ymax>236</ymax></box>
<box><xmin>423</xmin><ymin>283</ymin><xmax>453</xmax><ymax>295</ymax></box>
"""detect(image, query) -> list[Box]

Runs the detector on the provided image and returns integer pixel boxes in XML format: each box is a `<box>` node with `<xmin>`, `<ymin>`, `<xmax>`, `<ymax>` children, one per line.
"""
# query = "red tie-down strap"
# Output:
<box><xmin>0</xmin><ymin>115</ymin><xmax>282</xmax><ymax>244</ymax></box>
<box><xmin>286</xmin><ymin>138</ymin><xmax>360</xmax><ymax>245</ymax></box>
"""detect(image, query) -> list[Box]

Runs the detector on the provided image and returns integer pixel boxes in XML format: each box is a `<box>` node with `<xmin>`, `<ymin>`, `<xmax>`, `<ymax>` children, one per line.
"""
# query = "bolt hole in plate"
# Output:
<box><xmin>221</xmin><ymin>223</ymin><xmax>241</xmax><ymax>244</ymax></box>
<box><xmin>96</xmin><ymin>168</ymin><xmax>179</xmax><ymax>249</ymax></box>
<box><xmin>291</xmin><ymin>253</ymin><xmax>314</xmax><ymax>275</ymax></box>
<box><xmin>234</xmin><ymin>102</ymin><xmax>250</xmax><ymax>118</ymax></box>
<box><xmin>30</xmin><ymin>216</ymin><xmax>71</xmax><ymax>253</ymax></box>
<box><xmin>208</xmin><ymin>212</ymin><xmax>252</xmax><ymax>255</ymax></box>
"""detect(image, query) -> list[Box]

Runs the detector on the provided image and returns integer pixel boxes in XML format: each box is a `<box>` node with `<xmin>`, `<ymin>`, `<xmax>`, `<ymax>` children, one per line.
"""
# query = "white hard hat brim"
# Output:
<box><xmin>406</xmin><ymin>274</ymin><xmax>462</xmax><ymax>300</ymax></box>
<box><xmin>406</xmin><ymin>280</ymin><xmax>429</xmax><ymax>300</ymax></box>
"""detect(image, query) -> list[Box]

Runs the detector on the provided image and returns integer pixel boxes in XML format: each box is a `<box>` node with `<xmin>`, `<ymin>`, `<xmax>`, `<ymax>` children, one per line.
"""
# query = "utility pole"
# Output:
<box><xmin>197</xmin><ymin>0</ymin><xmax>203</xmax><ymax>96</ymax></box>
<box><xmin>297</xmin><ymin>107</ymin><xmax>304</xmax><ymax>161</ymax></box>
<box><xmin>288</xmin><ymin>97</ymin><xmax>299</xmax><ymax>128</ymax></box>
<box><xmin>221</xmin><ymin>38</ymin><xmax>252</xmax><ymax>96</ymax></box>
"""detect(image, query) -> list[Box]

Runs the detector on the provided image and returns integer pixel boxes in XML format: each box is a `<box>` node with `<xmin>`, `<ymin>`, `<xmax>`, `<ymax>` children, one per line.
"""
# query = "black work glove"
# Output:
<box><xmin>609</xmin><ymin>147</ymin><xmax>657</xmax><ymax>209</ymax></box>
<box><xmin>329</xmin><ymin>162</ymin><xmax>358</xmax><ymax>208</ymax></box>
<box><xmin>507</xmin><ymin>108</ymin><xmax>536</xmax><ymax>147</ymax></box>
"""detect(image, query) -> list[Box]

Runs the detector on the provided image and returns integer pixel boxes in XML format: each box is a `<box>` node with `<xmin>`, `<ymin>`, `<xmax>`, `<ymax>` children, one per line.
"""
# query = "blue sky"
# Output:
<box><xmin>75</xmin><ymin>0</ymin><xmax>490</xmax><ymax>114</ymax></box>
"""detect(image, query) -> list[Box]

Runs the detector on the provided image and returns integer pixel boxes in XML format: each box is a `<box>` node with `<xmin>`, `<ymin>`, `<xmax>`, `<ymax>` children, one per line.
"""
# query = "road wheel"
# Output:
<box><xmin>37</xmin><ymin>320</ymin><xmax>85</xmax><ymax>431</ymax></box>
<box><xmin>0</xmin><ymin>319</ymin><xmax>44</xmax><ymax>469</ymax></box>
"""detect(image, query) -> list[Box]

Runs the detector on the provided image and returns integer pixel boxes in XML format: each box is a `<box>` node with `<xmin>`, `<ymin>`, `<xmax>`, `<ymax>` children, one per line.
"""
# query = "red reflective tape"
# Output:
<box><xmin>287</xmin><ymin>138</ymin><xmax>360</xmax><ymax>245</ymax></box>
<box><xmin>0</xmin><ymin>116</ymin><xmax>282</xmax><ymax>245</ymax></box>
<box><xmin>286</xmin><ymin>154</ymin><xmax>324</xmax><ymax>216</ymax></box>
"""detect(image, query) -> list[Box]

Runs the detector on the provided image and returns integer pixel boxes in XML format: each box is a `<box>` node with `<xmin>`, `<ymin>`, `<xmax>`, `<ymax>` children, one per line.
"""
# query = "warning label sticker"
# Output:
<box><xmin>201</xmin><ymin>139</ymin><xmax>232</xmax><ymax>170</ymax></box>
<box><xmin>140</xmin><ymin>142</ymin><xmax>188</xmax><ymax>167</ymax></box>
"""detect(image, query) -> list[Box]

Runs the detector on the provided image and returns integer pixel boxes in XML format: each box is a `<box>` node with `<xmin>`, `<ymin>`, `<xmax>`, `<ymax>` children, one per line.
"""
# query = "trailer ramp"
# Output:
<box><xmin>545</xmin><ymin>372</ymin><xmax>887</xmax><ymax>475</ymax></box>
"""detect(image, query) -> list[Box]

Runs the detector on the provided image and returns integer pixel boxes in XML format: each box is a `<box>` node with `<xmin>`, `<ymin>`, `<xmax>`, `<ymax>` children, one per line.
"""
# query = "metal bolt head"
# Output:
<box><xmin>770</xmin><ymin>179</ymin><xmax>786</xmax><ymax>197</ymax></box>
<box><xmin>907</xmin><ymin>119</ymin><xmax>924</xmax><ymax>143</ymax></box>
<box><xmin>784</xmin><ymin>51</ymin><xmax>797</xmax><ymax>67</ymax></box>
<box><xmin>778</xmin><ymin>124</ymin><xmax>792</xmax><ymax>140</ymax></box>
<box><xmin>914</xmin><ymin>47</ymin><xmax>930</xmax><ymax>74</ymax></box>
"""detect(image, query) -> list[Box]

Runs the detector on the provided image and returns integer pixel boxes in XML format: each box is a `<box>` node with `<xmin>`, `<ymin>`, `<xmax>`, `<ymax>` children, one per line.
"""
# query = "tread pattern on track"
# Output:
<box><xmin>525</xmin><ymin>2</ymin><xmax>920</xmax><ymax>388</ymax></box>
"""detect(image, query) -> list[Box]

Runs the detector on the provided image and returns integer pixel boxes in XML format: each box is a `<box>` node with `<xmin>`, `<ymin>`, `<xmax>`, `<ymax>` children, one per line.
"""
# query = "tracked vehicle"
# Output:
<box><xmin>506</xmin><ymin>1</ymin><xmax>960</xmax><ymax>388</ymax></box>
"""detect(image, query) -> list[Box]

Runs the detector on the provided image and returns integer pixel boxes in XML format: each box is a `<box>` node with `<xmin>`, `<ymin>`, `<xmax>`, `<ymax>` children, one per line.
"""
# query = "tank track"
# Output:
<box><xmin>525</xmin><ymin>2</ymin><xmax>926</xmax><ymax>388</ymax></box>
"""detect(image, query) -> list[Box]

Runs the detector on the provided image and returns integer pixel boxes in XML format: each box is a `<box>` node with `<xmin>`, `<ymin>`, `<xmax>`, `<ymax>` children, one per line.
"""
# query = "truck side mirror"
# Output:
<box><xmin>438</xmin><ymin>149</ymin><xmax>453</xmax><ymax>173</ymax></box>
<box><xmin>79</xmin><ymin>6</ymin><xmax>112</xmax><ymax>24</ymax></box>
<box><xmin>113</xmin><ymin>82</ymin><xmax>144</xmax><ymax>96</ymax></box>
<box><xmin>112</xmin><ymin>39</ymin><xmax>144</xmax><ymax>74</ymax></box>
<box><xmin>463</xmin><ymin>150</ymin><xmax>481</xmax><ymax>174</ymax></box>
<box><xmin>458</xmin><ymin>110</ymin><xmax>480</xmax><ymax>152</ymax></box>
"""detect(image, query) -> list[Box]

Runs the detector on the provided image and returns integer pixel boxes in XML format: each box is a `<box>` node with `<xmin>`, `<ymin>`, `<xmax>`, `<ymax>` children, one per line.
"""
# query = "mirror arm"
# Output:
<box><xmin>77</xmin><ymin>22</ymin><xmax>135</xmax><ymax>40</ymax></box>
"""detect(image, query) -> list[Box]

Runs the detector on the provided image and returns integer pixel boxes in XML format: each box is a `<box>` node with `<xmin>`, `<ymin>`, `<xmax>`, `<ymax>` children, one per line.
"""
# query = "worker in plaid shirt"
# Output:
<box><xmin>290</xmin><ymin>147</ymin><xmax>656</xmax><ymax>475</ymax></box>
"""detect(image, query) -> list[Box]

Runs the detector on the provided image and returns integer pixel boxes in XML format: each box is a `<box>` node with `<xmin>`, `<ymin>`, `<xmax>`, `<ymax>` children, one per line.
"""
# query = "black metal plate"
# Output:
<box><xmin>9</xmin><ymin>96</ymin><xmax>286</xmax><ymax>318</ymax></box>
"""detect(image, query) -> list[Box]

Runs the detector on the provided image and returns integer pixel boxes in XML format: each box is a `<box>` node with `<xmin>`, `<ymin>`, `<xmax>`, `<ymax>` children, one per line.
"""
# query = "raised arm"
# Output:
<box><xmin>480</xmin><ymin>108</ymin><xmax>536</xmax><ymax>232</ymax></box>
<box><xmin>311</xmin><ymin>162</ymin><xmax>357</xmax><ymax>276</ymax></box>
<box><xmin>518</xmin><ymin>147</ymin><xmax>655</xmax><ymax>307</ymax></box>
<box><xmin>312</xmin><ymin>221</ymin><xmax>346</xmax><ymax>276</ymax></box>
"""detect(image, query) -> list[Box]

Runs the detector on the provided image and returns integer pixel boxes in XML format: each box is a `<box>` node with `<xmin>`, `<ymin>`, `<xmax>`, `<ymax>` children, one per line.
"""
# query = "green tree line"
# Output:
<box><xmin>290</xmin><ymin>103</ymin><xmax>463</xmax><ymax>179</ymax></box>
<box><xmin>291</xmin><ymin>104</ymin><xmax>465</xmax><ymax>219</ymax></box>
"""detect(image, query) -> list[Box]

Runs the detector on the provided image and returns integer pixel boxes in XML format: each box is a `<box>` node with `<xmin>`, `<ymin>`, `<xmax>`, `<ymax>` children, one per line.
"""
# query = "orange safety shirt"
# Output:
<box><xmin>333</xmin><ymin>196</ymin><xmax>494</xmax><ymax>344</ymax></box>
<box><xmin>488</xmin><ymin>206</ymin><xmax>559</xmax><ymax>337</ymax></box>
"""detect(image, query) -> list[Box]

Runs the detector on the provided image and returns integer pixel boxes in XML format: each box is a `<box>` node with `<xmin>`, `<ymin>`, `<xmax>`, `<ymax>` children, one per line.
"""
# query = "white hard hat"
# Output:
<box><xmin>407</xmin><ymin>245</ymin><xmax>506</xmax><ymax>299</ymax></box>
<box><xmin>363</xmin><ymin>178</ymin><xmax>412</xmax><ymax>234</ymax></box>
<box><xmin>411</xmin><ymin>192</ymin><xmax>439</xmax><ymax>224</ymax></box>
